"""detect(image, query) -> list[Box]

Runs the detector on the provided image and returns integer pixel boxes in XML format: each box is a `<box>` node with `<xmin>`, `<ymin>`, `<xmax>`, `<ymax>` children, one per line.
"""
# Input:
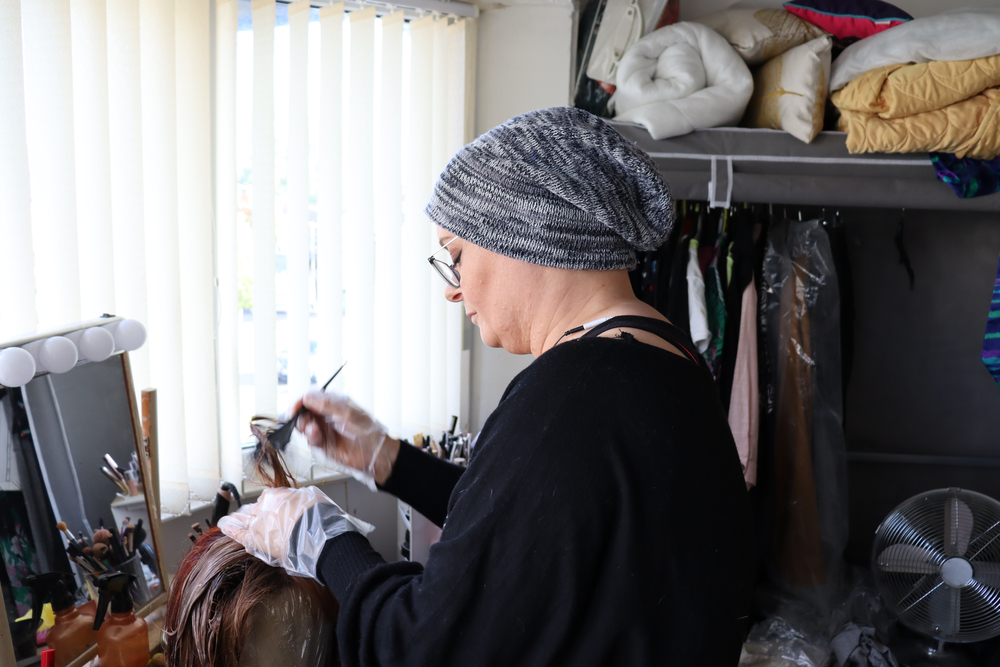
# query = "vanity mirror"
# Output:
<box><xmin>0</xmin><ymin>319</ymin><xmax>167</xmax><ymax>667</ymax></box>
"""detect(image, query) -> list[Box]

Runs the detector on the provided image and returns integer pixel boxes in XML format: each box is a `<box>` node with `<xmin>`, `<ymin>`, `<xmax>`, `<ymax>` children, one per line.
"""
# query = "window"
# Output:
<box><xmin>0</xmin><ymin>0</ymin><xmax>476</xmax><ymax>516</ymax></box>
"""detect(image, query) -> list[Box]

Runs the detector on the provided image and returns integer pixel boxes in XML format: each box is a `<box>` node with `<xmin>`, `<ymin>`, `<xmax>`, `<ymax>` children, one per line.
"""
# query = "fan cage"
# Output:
<box><xmin>872</xmin><ymin>488</ymin><xmax>1000</xmax><ymax>643</ymax></box>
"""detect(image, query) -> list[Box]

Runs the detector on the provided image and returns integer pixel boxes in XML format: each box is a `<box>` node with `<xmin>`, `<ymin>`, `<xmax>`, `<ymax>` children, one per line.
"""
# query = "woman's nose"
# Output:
<box><xmin>444</xmin><ymin>284</ymin><xmax>462</xmax><ymax>303</ymax></box>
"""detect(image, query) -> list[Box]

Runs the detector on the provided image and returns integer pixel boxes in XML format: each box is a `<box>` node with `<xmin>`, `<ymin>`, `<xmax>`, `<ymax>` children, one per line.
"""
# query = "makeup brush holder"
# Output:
<box><xmin>116</xmin><ymin>553</ymin><xmax>152</xmax><ymax>607</ymax></box>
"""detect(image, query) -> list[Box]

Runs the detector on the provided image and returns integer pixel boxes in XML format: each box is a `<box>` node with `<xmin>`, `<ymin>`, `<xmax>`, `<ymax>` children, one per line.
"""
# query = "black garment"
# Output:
<box><xmin>653</xmin><ymin>231</ymin><xmax>679</xmax><ymax>316</ymax></box>
<box><xmin>666</xmin><ymin>235</ymin><xmax>691</xmax><ymax>337</ymax></box>
<box><xmin>823</xmin><ymin>216</ymin><xmax>854</xmax><ymax>426</ymax></box>
<box><xmin>319</xmin><ymin>332</ymin><xmax>755</xmax><ymax>667</ymax></box>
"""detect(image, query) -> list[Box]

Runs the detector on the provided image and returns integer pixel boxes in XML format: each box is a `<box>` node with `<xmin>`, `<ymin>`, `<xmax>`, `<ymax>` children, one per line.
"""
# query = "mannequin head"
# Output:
<box><xmin>164</xmin><ymin>527</ymin><xmax>338</xmax><ymax>667</ymax></box>
<box><xmin>164</xmin><ymin>436</ymin><xmax>338</xmax><ymax>666</ymax></box>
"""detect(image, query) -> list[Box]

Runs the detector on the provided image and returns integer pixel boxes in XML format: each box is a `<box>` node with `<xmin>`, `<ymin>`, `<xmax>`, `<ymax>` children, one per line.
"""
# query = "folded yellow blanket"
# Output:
<box><xmin>835</xmin><ymin>87</ymin><xmax>1000</xmax><ymax>159</ymax></box>
<box><xmin>832</xmin><ymin>54</ymin><xmax>1000</xmax><ymax>119</ymax></box>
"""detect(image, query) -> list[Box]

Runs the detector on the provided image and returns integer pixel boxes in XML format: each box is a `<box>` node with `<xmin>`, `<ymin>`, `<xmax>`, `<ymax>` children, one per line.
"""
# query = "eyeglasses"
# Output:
<box><xmin>428</xmin><ymin>237</ymin><xmax>461</xmax><ymax>288</ymax></box>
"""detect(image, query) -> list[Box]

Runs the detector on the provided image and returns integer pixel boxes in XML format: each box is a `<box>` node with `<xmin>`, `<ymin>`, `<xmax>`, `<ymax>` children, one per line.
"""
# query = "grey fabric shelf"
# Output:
<box><xmin>610</xmin><ymin>123</ymin><xmax>1000</xmax><ymax>212</ymax></box>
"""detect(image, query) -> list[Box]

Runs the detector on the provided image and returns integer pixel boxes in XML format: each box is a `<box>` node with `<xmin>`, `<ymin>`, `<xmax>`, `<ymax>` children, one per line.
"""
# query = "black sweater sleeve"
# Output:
<box><xmin>377</xmin><ymin>440</ymin><xmax>464</xmax><ymax>528</ymax></box>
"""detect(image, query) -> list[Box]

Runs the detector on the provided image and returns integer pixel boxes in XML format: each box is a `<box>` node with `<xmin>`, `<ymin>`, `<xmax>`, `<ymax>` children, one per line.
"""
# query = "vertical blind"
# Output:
<box><xmin>0</xmin><ymin>0</ymin><xmax>476</xmax><ymax>516</ymax></box>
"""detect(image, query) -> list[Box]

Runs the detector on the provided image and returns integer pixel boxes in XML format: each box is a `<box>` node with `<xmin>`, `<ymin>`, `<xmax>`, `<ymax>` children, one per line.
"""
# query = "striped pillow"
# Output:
<box><xmin>783</xmin><ymin>0</ymin><xmax>912</xmax><ymax>42</ymax></box>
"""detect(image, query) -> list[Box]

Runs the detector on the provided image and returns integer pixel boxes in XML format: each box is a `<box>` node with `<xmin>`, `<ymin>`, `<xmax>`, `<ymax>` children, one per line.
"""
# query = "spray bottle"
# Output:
<box><xmin>93</xmin><ymin>572</ymin><xmax>147</xmax><ymax>667</ymax></box>
<box><xmin>24</xmin><ymin>573</ymin><xmax>98</xmax><ymax>667</ymax></box>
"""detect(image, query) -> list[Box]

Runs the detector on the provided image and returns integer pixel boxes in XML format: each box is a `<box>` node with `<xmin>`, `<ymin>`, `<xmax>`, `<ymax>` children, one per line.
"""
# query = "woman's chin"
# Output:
<box><xmin>478</xmin><ymin>326</ymin><xmax>503</xmax><ymax>349</ymax></box>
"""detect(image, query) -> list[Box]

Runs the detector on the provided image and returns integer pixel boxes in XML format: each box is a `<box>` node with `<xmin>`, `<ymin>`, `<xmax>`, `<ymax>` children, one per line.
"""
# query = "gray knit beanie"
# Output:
<box><xmin>425</xmin><ymin>106</ymin><xmax>674</xmax><ymax>271</ymax></box>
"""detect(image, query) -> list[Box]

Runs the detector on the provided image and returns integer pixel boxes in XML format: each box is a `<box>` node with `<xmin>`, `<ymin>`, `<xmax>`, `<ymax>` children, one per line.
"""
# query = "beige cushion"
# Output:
<box><xmin>742</xmin><ymin>36</ymin><xmax>833</xmax><ymax>144</ymax></box>
<box><xmin>695</xmin><ymin>8</ymin><xmax>827</xmax><ymax>66</ymax></box>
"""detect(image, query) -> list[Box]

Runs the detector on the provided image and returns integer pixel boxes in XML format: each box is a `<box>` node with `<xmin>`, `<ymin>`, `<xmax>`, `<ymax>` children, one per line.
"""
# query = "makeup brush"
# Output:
<box><xmin>104</xmin><ymin>454</ymin><xmax>127</xmax><ymax>481</ymax></box>
<box><xmin>93</xmin><ymin>529</ymin><xmax>113</xmax><ymax>545</ymax></box>
<box><xmin>259</xmin><ymin>362</ymin><xmax>347</xmax><ymax>451</ymax></box>
<box><xmin>65</xmin><ymin>541</ymin><xmax>102</xmax><ymax>574</ymax></box>
<box><xmin>56</xmin><ymin>522</ymin><xmax>76</xmax><ymax>545</ymax></box>
<box><xmin>188</xmin><ymin>533</ymin><xmax>196</xmax><ymax>543</ymax></box>
<box><xmin>133</xmin><ymin>519</ymin><xmax>147</xmax><ymax>552</ymax></box>
<box><xmin>125</xmin><ymin>525</ymin><xmax>135</xmax><ymax>555</ymax></box>
<box><xmin>101</xmin><ymin>466</ymin><xmax>129</xmax><ymax>494</ymax></box>
<box><xmin>68</xmin><ymin>555</ymin><xmax>97</xmax><ymax>576</ymax></box>
<box><xmin>108</xmin><ymin>526</ymin><xmax>127</xmax><ymax>563</ymax></box>
<box><xmin>191</xmin><ymin>523</ymin><xmax>203</xmax><ymax>536</ymax></box>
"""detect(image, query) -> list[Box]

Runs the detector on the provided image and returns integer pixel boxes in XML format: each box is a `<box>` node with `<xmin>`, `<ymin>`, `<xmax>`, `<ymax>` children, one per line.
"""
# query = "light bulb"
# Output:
<box><xmin>0</xmin><ymin>347</ymin><xmax>36</xmax><ymax>387</ymax></box>
<box><xmin>24</xmin><ymin>337</ymin><xmax>79</xmax><ymax>374</ymax></box>
<box><xmin>102</xmin><ymin>319</ymin><xmax>147</xmax><ymax>352</ymax></box>
<box><xmin>67</xmin><ymin>327</ymin><xmax>115</xmax><ymax>362</ymax></box>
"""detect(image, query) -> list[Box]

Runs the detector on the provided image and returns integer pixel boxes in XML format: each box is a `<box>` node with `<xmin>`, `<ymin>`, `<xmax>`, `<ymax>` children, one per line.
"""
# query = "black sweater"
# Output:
<box><xmin>319</xmin><ymin>336</ymin><xmax>755</xmax><ymax>667</ymax></box>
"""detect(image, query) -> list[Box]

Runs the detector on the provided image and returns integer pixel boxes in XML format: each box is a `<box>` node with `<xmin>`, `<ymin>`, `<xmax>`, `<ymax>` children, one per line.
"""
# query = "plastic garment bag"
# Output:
<box><xmin>739</xmin><ymin>615</ymin><xmax>830</xmax><ymax>667</ymax></box>
<box><xmin>760</xmin><ymin>217</ymin><xmax>849</xmax><ymax>614</ymax></box>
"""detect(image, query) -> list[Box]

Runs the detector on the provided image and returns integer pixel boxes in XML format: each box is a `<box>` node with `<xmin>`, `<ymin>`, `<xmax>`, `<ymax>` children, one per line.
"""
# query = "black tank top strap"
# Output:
<box><xmin>580</xmin><ymin>315</ymin><xmax>706</xmax><ymax>368</ymax></box>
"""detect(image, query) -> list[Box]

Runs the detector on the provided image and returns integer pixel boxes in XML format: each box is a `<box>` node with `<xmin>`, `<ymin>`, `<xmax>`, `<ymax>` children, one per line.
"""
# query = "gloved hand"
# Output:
<box><xmin>218</xmin><ymin>486</ymin><xmax>373</xmax><ymax>581</ymax></box>
<box><xmin>292</xmin><ymin>390</ymin><xmax>396</xmax><ymax>490</ymax></box>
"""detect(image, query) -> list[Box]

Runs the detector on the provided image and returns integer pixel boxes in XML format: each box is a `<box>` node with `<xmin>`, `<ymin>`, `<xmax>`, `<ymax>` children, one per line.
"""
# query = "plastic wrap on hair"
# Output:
<box><xmin>760</xmin><ymin>217</ymin><xmax>848</xmax><ymax>614</ymax></box>
<box><xmin>239</xmin><ymin>584</ymin><xmax>337</xmax><ymax>667</ymax></box>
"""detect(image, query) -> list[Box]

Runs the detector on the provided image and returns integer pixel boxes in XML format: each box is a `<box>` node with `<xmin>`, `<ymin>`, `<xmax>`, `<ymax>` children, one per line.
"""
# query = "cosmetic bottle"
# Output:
<box><xmin>93</xmin><ymin>572</ymin><xmax>148</xmax><ymax>667</ymax></box>
<box><xmin>24</xmin><ymin>573</ymin><xmax>98</xmax><ymax>667</ymax></box>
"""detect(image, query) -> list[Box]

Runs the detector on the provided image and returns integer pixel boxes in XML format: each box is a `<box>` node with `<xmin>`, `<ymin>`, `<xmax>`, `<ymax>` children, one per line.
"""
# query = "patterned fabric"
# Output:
<box><xmin>983</xmin><ymin>254</ymin><xmax>1000</xmax><ymax>388</ymax></box>
<box><xmin>0</xmin><ymin>492</ymin><xmax>42</xmax><ymax>616</ymax></box>
<box><xmin>705</xmin><ymin>245</ymin><xmax>727</xmax><ymax>379</ymax></box>
<box><xmin>783</xmin><ymin>0</ymin><xmax>912</xmax><ymax>42</ymax></box>
<box><xmin>931</xmin><ymin>152</ymin><xmax>1000</xmax><ymax>199</ymax></box>
<box><xmin>426</xmin><ymin>107</ymin><xmax>675</xmax><ymax>271</ymax></box>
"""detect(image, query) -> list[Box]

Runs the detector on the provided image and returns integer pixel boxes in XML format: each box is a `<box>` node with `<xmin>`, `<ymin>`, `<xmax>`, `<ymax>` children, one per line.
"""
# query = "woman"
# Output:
<box><xmin>220</xmin><ymin>107</ymin><xmax>754</xmax><ymax>666</ymax></box>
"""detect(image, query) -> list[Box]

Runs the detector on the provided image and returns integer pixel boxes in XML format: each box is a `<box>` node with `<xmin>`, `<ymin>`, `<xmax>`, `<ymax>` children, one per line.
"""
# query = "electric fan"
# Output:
<box><xmin>873</xmin><ymin>488</ymin><xmax>1000</xmax><ymax>663</ymax></box>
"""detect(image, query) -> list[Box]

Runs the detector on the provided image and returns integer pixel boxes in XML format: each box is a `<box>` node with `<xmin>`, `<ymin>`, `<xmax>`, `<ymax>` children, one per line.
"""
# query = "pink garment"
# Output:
<box><xmin>728</xmin><ymin>281</ymin><xmax>759</xmax><ymax>488</ymax></box>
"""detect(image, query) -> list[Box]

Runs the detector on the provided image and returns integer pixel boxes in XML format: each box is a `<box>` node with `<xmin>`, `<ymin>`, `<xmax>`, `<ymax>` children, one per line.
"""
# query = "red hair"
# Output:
<box><xmin>164</xmin><ymin>433</ymin><xmax>338</xmax><ymax>666</ymax></box>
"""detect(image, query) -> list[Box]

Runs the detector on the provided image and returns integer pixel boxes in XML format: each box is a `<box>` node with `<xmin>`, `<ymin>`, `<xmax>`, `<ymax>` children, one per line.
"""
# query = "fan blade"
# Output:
<box><xmin>878</xmin><ymin>544</ymin><xmax>939</xmax><ymax>574</ymax></box>
<box><xmin>928</xmin><ymin>584</ymin><xmax>961</xmax><ymax>636</ymax></box>
<box><xmin>973</xmin><ymin>561</ymin><xmax>1000</xmax><ymax>589</ymax></box>
<box><xmin>945</xmin><ymin>498</ymin><xmax>974</xmax><ymax>557</ymax></box>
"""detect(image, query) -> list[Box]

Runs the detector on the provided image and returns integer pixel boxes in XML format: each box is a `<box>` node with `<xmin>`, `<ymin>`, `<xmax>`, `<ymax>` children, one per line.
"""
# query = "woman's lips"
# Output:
<box><xmin>467</xmin><ymin>311</ymin><xmax>477</xmax><ymax>323</ymax></box>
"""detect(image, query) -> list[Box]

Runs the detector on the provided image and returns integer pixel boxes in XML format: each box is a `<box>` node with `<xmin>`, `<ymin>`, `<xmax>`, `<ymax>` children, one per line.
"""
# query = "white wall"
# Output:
<box><xmin>475</xmin><ymin>4</ymin><xmax>576</xmax><ymax>134</ymax></box>
<box><xmin>468</xmin><ymin>3</ymin><xmax>576</xmax><ymax>432</ymax></box>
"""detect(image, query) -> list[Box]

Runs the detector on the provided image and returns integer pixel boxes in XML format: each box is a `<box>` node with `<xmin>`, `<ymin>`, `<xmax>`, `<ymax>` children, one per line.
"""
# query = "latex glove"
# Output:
<box><xmin>218</xmin><ymin>486</ymin><xmax>373</xmax><ymax>581</ymax></box>
<box><xmin>292</xmin><ymin>390</ymin><xmax>390</xmax><ymax>490</ymax></box>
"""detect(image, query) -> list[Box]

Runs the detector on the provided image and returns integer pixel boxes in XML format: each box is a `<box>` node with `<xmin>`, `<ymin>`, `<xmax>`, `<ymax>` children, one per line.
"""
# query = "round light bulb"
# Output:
<box><xmin>103</xmin><ymin>319</ymin><xmax>147</xmax><ymax>352</ymax></box>
<box><xmin>67</xmin><ymin>327</ymin><xmax>115</xmax><ymax>362</ymax></box>
<box><xmin>37</xmin><ymin>337</ymin><xmax>78</xmax><ymax>374</ymax></box>
<box><xmin>0</xmin><ymin>347</ymin><xmax>37</xmax><ymax>387</ymax></box>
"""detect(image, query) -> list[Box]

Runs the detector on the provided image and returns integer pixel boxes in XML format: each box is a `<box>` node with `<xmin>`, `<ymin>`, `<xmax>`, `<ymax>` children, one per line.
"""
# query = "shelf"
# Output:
<box><xmin>610</xmin><ymin>124</ymin><xmax>1000</xmax><ymax>212</ymax></box>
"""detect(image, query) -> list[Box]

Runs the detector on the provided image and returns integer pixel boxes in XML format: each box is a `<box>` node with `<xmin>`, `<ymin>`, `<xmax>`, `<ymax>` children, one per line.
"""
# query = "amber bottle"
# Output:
<box><xmin>24</xmin><ymin>573</ymin><xmax>98</xmax><ymax>667</ymax></box>
<box><xmin>94</xmin><ymin>572</ymin><xmax>148</xmax><ymax>667</ymax></box>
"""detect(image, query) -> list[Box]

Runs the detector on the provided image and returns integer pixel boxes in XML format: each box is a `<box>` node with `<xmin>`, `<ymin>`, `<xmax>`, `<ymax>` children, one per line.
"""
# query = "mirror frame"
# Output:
<box><xmin>0</xmin><ymin>320</ymin><xmax>170</xmax><ymax>666</ymax></box>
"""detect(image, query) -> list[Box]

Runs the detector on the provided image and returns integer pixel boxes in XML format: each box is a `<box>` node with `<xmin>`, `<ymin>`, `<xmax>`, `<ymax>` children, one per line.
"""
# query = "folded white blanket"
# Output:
<box><xmin>830</xmin><ymin>7</ymin><xmax>1000</xmax><ymax>91</ymax></box>
<box><xmin>610</xmin><ymin>22</ymin><xmax>753</xmax><ymax>140</ymax></box>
